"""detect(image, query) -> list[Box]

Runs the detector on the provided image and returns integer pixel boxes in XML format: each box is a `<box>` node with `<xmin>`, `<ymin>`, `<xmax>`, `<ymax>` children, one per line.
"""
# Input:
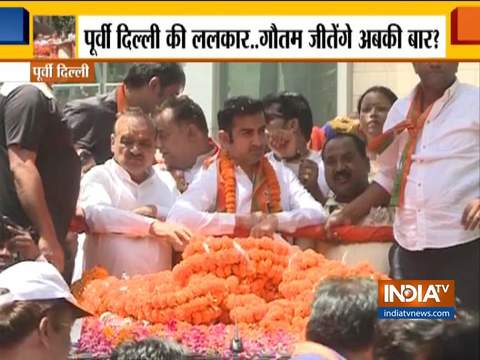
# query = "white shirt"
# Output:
<box><xmin>266</xmin><ymin>150</ymin><xmax>331</xmax><ymax>198</ymax></box>
<box><xmin>154</xmin><ymin>144</ymin><xmax>218</xmax><ymax>190</ymax></box>
<box><xmin>167</xmin><ymin>158</ymin><xmax>327</xmax><ymax>236</ymax></box>
<box><xmin>79</xmin><ymin>159</ymin><xmax>180</xmax><ymax>277</ymax></box>
<box><xmin>374</xmin><ymin>81</ymin><xmax>480</xmax><ymax>250</ymax></box>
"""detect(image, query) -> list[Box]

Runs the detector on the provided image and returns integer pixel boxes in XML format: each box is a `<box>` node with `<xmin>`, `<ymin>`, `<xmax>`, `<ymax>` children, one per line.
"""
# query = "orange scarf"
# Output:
<box><xmin>368</xmin><ymin>87</ymin><xmax>433</xmax><ymax>207</ymax></box>
<box><xmin>116</xmin><ymin>83</ymin><xmax>128</xmax><ymax>113</ymax></box>
<box><xmin>215</xmin><ymin>151</ymin><xmax>282</xmax><ymax>213</ymax></box>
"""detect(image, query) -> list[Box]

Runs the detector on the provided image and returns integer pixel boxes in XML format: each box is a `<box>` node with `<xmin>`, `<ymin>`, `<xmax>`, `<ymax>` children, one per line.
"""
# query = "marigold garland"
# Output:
<box><xmin>76</xmin><ymin>235</ymin><xmax>388</xmax><ymax>356</ymax></box>
<box><xmin>217</xmin><ymin>151</ymin><xmax>282</xmax><ymax>213</ymax></box>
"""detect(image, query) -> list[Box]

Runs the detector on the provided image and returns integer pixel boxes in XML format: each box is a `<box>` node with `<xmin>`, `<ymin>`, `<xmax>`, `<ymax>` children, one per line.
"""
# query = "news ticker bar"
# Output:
<box><xmin>378</xmin><ymin>307</ymin><xmax>456</xmax><ymax>320</ymax></box>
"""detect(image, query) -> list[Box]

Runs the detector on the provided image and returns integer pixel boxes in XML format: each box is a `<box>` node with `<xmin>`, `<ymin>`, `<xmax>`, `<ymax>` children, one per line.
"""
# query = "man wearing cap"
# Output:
<box><xmin>0</xmin><ymin>261</ymin><xmax>90</xmax><ymax>360</ymax></box>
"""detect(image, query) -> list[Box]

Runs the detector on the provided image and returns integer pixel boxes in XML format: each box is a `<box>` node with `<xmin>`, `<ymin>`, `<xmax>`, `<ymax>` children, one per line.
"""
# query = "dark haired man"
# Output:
<box><xmin>263</xmin><ymin>92</ymin><xmax>329</xmax><ymax>205</ymax></box>
<box><xmin>63</xmin><ymin>63</ymin><xmax>185</xmax><ymax>173</ymax></box>
<box><xmin>168</xmin><ymin>96</ymin><xmax>326</xmax><ymax>237</ymax></box>
<box><xmin>374</xmin><ymin>312</ymin><xmax>479</xmax><ymax>360</ymax></box>
<box><xmin>110</xmin><ymin>338</ymin><xmax>189</xmax><ymax>360</ymax></box>
<box><xmin>153</xmin><ymin>95</ymin><xmax>219</xmax><ymax>192</ymax></box>
<box><xmin>294</xmin><ymin>278</ymin><xmax>377</xmax><ymax>360</ymax></box>
<box><xmin>327</xmin><ymin>62</ymin><xmax>480</xmax><ymax>310</ymax></box>
<box><xmin>320</xmin><ymin>133</ymin><xmax>393</xmax><ymax>272</ymax></box>
<box><xmin>77</xmin><ymin>109</ymin><xmax>191</xmax><ymax>277</ymax></box>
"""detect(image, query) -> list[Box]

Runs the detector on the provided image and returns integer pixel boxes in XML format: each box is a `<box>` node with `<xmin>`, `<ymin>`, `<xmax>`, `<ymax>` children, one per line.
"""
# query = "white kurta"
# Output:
<box><xmin>167</xmin><ymin>158</ymin><xmax>327</xmax><ymax>236</ymax></box>
<box><xmin>374</xmin><ymin>81</ymin><xmax>480</xmax><ymax>250</ymax></box>
<box><xmin>78</xmin><ymin>159</ymin><xmax>179</xmax><ymax>277</ymax></box>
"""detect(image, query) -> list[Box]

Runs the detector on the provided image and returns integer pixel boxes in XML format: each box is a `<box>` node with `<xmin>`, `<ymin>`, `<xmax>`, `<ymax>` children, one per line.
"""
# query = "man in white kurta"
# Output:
<box><xmin>78</xmin><ymin>110</ymin><xmax>191</xmax><ymax>277</ymax></box>
<box><xmin>327</xmin><ymin>63</ymin><xmax>480</xmax><ymax>310</ymax></box>
<box><xmin>153</xmin><ymin>95</ymin><xmax>220</xmax><ymax>193</ymax></box>
<box><xmin>168</xmin><ymin>96</ymin><xmax>327</xmax><ymax>237</ymax></box>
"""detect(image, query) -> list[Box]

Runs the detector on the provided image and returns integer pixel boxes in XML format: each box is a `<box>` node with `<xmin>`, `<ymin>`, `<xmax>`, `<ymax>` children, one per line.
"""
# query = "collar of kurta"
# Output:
<box><xmin>107</xmin><ymin>159</ymin><xmax>154</xmax><ymax>185</ymax></box>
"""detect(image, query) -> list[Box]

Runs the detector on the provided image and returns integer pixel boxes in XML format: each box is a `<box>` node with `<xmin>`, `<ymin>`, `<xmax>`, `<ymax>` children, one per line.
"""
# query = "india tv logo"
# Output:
<box><xmin>377</xmin><ymin>280</ymin><xmax>455</xmax><ymax>319</ymax></box>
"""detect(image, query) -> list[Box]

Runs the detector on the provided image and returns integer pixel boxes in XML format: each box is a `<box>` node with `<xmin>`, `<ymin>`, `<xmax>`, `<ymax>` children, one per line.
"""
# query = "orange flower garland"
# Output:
<box><xmin>76</xmin><ymin>235</ymin><xmax>389</xmax><ymax>339</ymax></box>
<box><xmin>217</xmin><ymin>151</ymin><xmax>282</xmax><ymax>213</ymax></box>
<box><xmin>259</xmin><ymin>155</ymin><xmax>282</xmax><ymax>213</ymax></box>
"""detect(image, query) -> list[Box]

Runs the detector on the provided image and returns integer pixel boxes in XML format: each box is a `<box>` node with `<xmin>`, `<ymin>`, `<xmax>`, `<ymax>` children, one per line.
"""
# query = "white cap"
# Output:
<box><xmin>0</xmin><ymin>261</ymin><xmax>91</xmax><ymax>317</ymax></box>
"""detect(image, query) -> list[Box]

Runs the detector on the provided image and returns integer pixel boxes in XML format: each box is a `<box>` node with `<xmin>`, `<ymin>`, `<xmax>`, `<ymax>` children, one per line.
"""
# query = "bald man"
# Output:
<box><xmin>76</xmin><ymin>109</ymin><xmax>192</xmax><ymax>277</ymax></box>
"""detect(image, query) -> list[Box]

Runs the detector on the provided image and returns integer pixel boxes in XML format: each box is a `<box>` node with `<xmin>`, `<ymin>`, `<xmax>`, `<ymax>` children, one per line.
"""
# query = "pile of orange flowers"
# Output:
<box><xmin>76</xmin><ymin>236</ymin><xmax>387</xmax><ymax>336</ymax></box>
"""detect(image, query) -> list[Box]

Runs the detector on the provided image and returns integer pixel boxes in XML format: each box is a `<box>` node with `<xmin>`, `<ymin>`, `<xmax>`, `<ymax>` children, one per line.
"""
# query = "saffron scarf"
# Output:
<box><xmin>214</xmin><ymin>151</ymin><xmax>282</xmax><ymax>213</ymax></box>
<box><xmin>368</xmin><ymin>87</ymin><xmax>434</xmax><ymax>207</ymax></box>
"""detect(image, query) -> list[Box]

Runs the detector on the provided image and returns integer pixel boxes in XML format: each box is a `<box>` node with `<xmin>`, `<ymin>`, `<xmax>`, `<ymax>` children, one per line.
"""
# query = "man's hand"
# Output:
<box><xmin>462</xmin><ymin>198</ymin><xmax>480</xmax><ymax>231</ymax></box>
<box><xmin>70</xmin><ymin>207</ymin><xmax>89</xmax><ymax>233</ymax></box>
<box><xmin>38</xmin><ymin>235</ymin><xmax>64</xmax><ymax>271</ymax></box>
<box><xmin>325</xmin><ymin>209</ymin><xmax>352</xmax><ymax>241</ymax></box>
<box><xmin>78</xmin><ymin>150</ymin><xmax>96</xmax><ymax>175</ymax></box>
<box><xmin>250</xmin><ymin>215</ymin><xmax>279</xmax><ymax>238</ymax></box>
<box><xmin>235</xmin><ymin>212</ymin><xmax>266</xmax><ymax>232</ymax></box>
<box><xmin>299</xmin><ymin>159</ymin><xmax>320</xmax><ymax>190</ymax></box>
<box><xmin>133</xmin><ymin>205</ymin><xmax>158</xmax><ymax>219</ymax></box>
<box><xmin>149</xmin><ymin>221</ymin><xmax>193</xmax><ymax>251</ymax></box>
<box><xmin>6</xmin><ymin>226</ymin><xmax>40</xmax><ymax>260</ymax></box>
<box><xmin>267</xmin><ymin>129</ymin><xmax>296</xmax><ymax>158</ymax></box>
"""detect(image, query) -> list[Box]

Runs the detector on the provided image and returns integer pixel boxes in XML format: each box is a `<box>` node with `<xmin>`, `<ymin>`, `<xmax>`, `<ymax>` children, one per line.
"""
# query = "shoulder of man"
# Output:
<box><xmin>456</xmin><ymin>82</ymin><xmax>480</xmax><ymax>102</ymax></box>
<box><xmin>152</xmin><ymin>164</ymin><xmax>178</xmax><ymax>191</ymax></box>
<box><xmin>63</xmin><ymin>88</ymin><xmax>117</xmax><ymax>117</ymax></box>
<box><xmin>81</xmin><ymin>161</ymin><xmax>112</xmax><ymax>184</ymax></box>
<box><xmin>202</xmin><ymin>151</ymin><xmax>219</xmax><ymax>169</ymax></box>
<box><xmin>0</xmin><ymin>83</ymin><xmax>51</xmax><ymax>102</ymax></box>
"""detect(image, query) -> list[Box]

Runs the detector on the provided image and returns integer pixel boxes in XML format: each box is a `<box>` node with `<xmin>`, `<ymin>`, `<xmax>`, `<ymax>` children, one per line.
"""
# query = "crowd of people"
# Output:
<box><xmin>34</xmin><ymin>31</ymin><xmax>76</xmax><ymax>59</ymax></box>
<box><xmin>0</xmin><ymin>62</ymin><xmax>479</xmax><ymax>359</ymax></box>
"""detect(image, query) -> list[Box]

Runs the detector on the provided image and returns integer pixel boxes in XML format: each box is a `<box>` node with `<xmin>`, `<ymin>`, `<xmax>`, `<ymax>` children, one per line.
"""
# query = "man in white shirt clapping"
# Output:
<box><xmin>168</xmin><ymin>96</ymin><xmax>327</xmax><ymax>238</ymax></box>
<box><xmin>78</xmin><ymin>109</ymin><xmax>192</xmax><ymax>277</ymax></box>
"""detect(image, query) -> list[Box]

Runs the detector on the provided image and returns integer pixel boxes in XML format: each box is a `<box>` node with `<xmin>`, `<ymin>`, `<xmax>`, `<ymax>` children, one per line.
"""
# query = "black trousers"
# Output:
<box><xmin>389</xmin><ymin>239</ymin><xmax>480</xmax><ymax>312</ymax></box>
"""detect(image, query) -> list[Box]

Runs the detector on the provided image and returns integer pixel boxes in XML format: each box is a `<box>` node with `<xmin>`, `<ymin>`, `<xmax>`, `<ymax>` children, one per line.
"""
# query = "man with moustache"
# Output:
<box><xmin>319</xmin><ymin>133</ymin><xmax>393</xmax><ymax>273</ymax></box>
<box><xmin>327</xmin><ymin>63</ymin><xmax>480</xmax><ymax>310</ymax></box>
<box><xmin>77</xmin><ymin>109</ymin><xmax>192</xmax><ymax>276</ymax></box>
<box><xmin>168</xmin><ymin>96</ymin><xmax>326</xmax><ymax>237</ymax></box>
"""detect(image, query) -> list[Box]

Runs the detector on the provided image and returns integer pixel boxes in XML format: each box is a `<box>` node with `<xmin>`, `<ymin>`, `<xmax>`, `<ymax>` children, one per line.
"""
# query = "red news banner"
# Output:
<box><xmin>30</xmin><ymin>61</ymin><xmax>95</xmax><ymax>84</ymax></box>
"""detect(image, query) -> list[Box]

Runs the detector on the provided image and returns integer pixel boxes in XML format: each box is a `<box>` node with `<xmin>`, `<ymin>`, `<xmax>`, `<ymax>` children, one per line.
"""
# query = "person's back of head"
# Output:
<box><xmin>306</xmin><ymin>277</ymin><xmax>377</xmax><ymax>359</ymax></box>
<box><xmin>110</xmin><ymin>337</ymin><xmax>188</xmax><ymax>360</ymax></box>
<box><xmin>124</xmin><ymin>63</ymin><xmax>186</xmax><ymax>90</ymax></box>
<box><xmin>374</xmin><ymin>319</ymin><xmax>444</xmax><ymax>360</ymax></box>
<box><xmin>438</xmin><ymin>310</ymin><xmax>479</xmax><ymax>360</ymax></box>
<box><xmin>154</xmin><ymin>95</ymin><xmax>208</xmax><ymax>136</ymax></box>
